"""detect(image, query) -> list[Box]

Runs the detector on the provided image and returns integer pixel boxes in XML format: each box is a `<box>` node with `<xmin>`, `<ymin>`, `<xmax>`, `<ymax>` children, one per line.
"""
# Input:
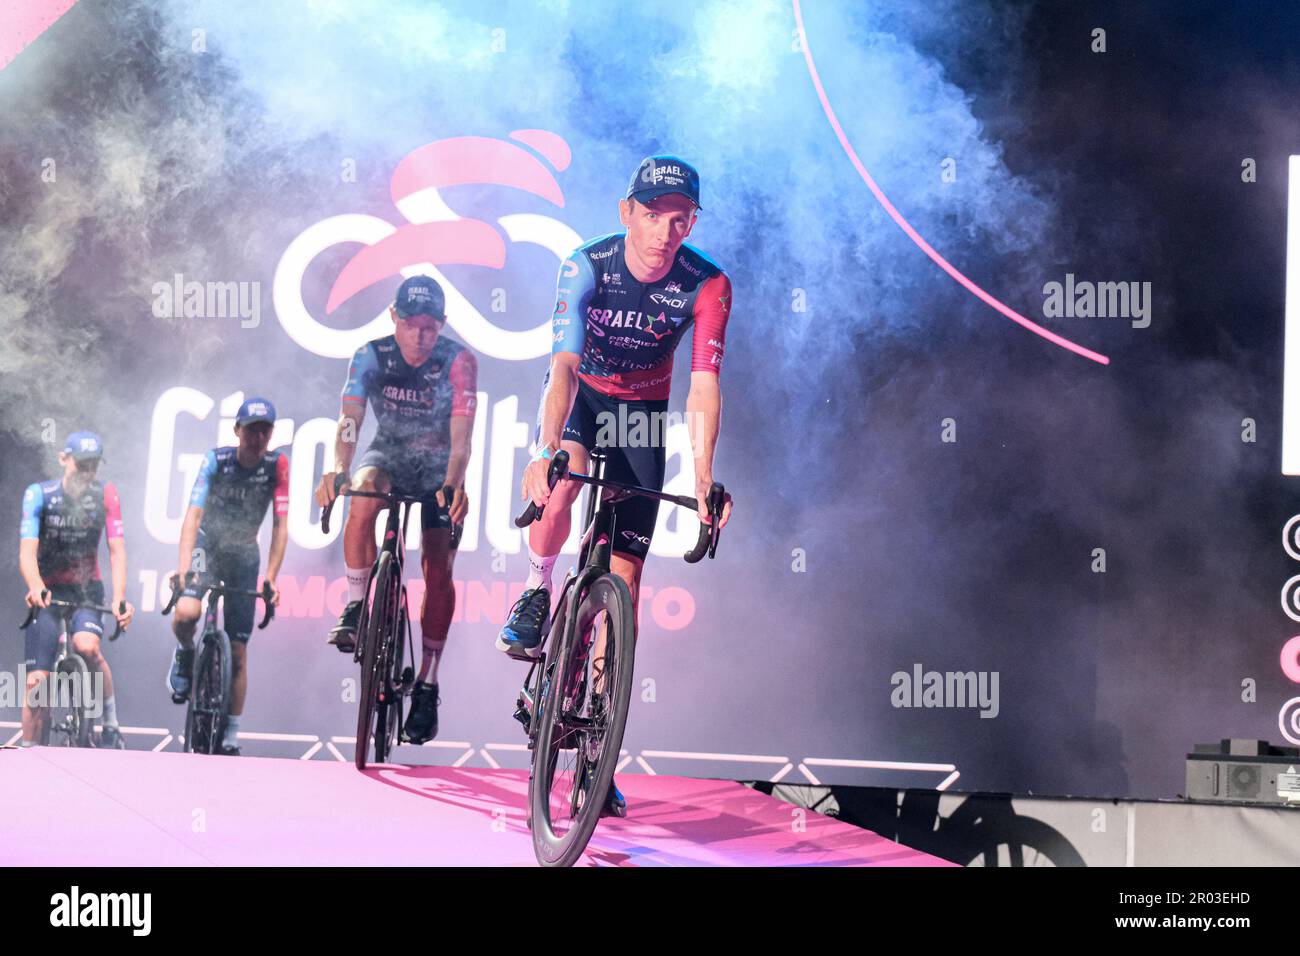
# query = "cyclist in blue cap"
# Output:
<box><xmin>498</xmin><ymin>155</ymin><xmax>735</xmax><ymax>816</ymax></box>
<box><xmin>315</xmin><ymin>274</ymin><xmax>477</xmax><ymax>746</ymax></box>
<box><xmin>19</xmin><ymin>431</ymin><xmax>135</xmax><ymax>748</ymax></box>
<box><xmin>166</xmin><ymin>398</ymin><xmax>288</xmax><ymax>756</ymax></box>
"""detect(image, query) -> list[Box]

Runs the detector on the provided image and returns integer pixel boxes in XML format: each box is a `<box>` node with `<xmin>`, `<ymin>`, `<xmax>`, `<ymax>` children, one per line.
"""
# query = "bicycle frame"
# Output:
<box><xmin>513</xmin><ymin>449</ymin><xmax>724</xmax><ymax>742</ymax></box>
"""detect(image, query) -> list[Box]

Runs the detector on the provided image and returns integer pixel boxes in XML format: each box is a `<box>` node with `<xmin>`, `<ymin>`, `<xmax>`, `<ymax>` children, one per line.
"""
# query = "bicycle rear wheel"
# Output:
<box><xmin>529</xmin><ymin>573</ymin><xmax>636</xmax><ymax>867</ymax></box>
<box><xmin>355</xmin><ymin>551</ymin><xmax>397</xmax><ymax>770</ymax></box>
<box><xmin>185</xmin><ymin>632</ymin><xmax>231</xmax><ymax>755</ymax></box>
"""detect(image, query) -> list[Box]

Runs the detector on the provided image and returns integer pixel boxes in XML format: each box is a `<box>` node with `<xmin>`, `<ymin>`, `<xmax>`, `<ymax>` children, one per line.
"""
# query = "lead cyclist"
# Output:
<box><xmin>497</xmin><ymin>155</ymin><xmax>734</xmax><ymax>816</ymax></box>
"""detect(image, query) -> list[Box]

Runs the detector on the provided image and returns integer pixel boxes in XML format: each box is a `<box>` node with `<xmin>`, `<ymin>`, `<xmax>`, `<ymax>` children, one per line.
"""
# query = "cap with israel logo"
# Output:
<box><xmin>235</xmin><ymin>398</ymin><xmax>276</xmax><ymax>427</ymax></box>
<box><xmin>626</xmin><ymin>155</ymin><xmax>701</xmax><ymax>209</ymax></box>
<box><xmin>394</xmin><ymin>275</ymin><xmax>447</xmax><ymax>319</ymax></box>
<box><xmin>63</xmin><ymin>431</ymin><xmax>104</xmax><ymax>461</ymax></box>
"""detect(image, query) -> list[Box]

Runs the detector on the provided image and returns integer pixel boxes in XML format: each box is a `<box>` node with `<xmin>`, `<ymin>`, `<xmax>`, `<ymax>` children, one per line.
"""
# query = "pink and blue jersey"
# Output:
<box><xmin>188</xmin><ymin>448</ymin><xmax>289</xmax><ymax>548</ymax></box>
<box><xmin>551</xmin><ymin>233</ymin><xmax>732</xmax><ymax>401</ymax></box>
<box><xmin>341</xmin><ymin>334</ymin><xmax>477</xmax><ymax>456</ymax></box>
<box><xmin>20</xmin><ymin>479</ymin><xmax>124</xmax><ymax>585</ymax></box>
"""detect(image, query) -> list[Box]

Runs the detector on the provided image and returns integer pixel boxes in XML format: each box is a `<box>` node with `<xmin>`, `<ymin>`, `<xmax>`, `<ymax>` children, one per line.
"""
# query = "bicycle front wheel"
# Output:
<box><xmin>355</xmin><ymin>551</ymin><xmax>397</xmax><ymax>770</ymax></box>
<box><xmin>48</xmin><ymin>655</ymin><xmax>94</xmax><ymax>748</ymax></box>
<box><xmin>186</xmin><ymin>632</ymin><xmax>231</xmax><ymax>755</ymax></box>
<box><xmin>529</xmin><ymin>573</ymin><xmax>636</xmax><ymax>867</ymax></box>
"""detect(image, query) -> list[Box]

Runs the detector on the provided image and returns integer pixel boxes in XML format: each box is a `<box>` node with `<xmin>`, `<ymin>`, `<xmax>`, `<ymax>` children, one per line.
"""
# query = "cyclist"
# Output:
<box><xmin>166</xmin><ymin>398</ymin><xmax>287</xmax><ymax>756</ymax></box>
<box><xmin>19</xmin><ymin>431</ymin><xmax>135</xmax><ymax>748</ymax></box>
<box><xmin>497</xmin><ymin>155</ymin><xmax>734</xmax><ymax>816</ymax></box>
<box><xmin>315</xmin><ymin>275</ymin><xmax>477</xmax><ymax>746</ymax></box>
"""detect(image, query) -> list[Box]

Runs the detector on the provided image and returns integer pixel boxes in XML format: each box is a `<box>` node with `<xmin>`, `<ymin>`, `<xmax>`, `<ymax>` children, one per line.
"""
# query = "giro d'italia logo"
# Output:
<box><xmin>273</xmin><ymin>130</ymin><xmax>582</xmax><ymax>362</ymax></box>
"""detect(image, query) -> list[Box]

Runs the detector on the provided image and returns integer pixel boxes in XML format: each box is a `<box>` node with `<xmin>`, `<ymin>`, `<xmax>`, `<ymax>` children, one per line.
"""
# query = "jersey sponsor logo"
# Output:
<box><xmin>707</xmin><ymin>338</ymin><xmax>724</xmax><ymax>349</ymax></box>
<box><xmin>677</xmin><ymin>256</ymin><xmax>703</xmax><ymax>277</ymax></box>
<box><xmin>645</xmin><ymin>313</ymin><xmax>674</xmax><ymax>341</ymax></box>
<box><xmin>588</xmin><ymin>246</ymin><xmax>616</xmax><ymax>260</ymax></box>
<box><xmin>620</xmin><ymin>528</ymin><xmax>651</xmax><ymax>545</ymax></box>
<box><xmin>641</xmin><ymin>164</ymin><xmax>684</xmax><ymax>185</ymax></box>
<box><xmin>381</xmin><ymin>384</ymin><xmax>436</xmax><ymax>406</ymax></box>
<box><xmin>602</xmin><ymin>272</ymin><xmax>622</xmax><ymax>286</ymax></box>
<box><xmin>650</xmin><ymin>293</ymin><xmax>686</xmax><ymax>308</ymax></box>
<box><xmin>628</xmin><ymin>370</ymin><xmax>673</xmax><ymax>392</ymax></box>
<box><xmin>718</xmin><ymin>294</ymin><xmax>730</xmax><ymax>311</ymax></box>
<box><xmin>665</xmin><ymin>281</ymin><xmax>682</xmax><ymax>293</ymax></box>
<box><xmin>554</xmin><ymin>300</ymin><xmax>567</xmax><ymax>314</ymax></box>
<box><xmin>561</xmin><ymin>258</ymin><xmax>580</xmax><ymax>277</ymax></box>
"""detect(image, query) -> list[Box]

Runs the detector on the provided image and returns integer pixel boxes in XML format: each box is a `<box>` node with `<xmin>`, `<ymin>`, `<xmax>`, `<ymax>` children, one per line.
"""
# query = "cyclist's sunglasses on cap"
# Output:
<box><xmin>236</xmin><ymin>398</ymin><xmax>276</xmax><ymax>427</ymax></box>
<box><xmin>394</xmin><ymin>275</ymin><xmax>447</xmax><ymax>320</ymax></box>
<box><xmin>626</xmin><ymin>155</ymin><xmax>702</xmax><ymax>210</ymax></box>
<box><xmin>63</xmin><ymin>431</ymin><xmax>103</xmax><ymax>464</ymax></box>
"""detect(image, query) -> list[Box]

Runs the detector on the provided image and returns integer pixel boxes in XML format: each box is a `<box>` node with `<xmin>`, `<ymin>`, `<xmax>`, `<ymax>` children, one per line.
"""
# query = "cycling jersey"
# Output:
<box><xmin>189</xmin><ymin>448</ymin><xmax>289</xmax><ymax>548</ymax></box>
<box><xmin>20</xmin><ymin>479</ymin><xmax>124</xmax><ymax>586</ymax></box>
<box><xmin>551</xmin><ymin>233</ymin><xmax>732</xmax><ymax>401</ymax></box>
<box><xmin>341</xmin><ymin>334</ymin><xmax>477</xmax><ymax>452</ymax></box>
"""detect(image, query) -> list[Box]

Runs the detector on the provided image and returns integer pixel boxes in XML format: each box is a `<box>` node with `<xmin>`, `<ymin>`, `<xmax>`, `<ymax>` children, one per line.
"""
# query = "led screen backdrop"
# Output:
<box><xmin>2</xmin><ymin>0</ymin><xmax>1299</xmax><ymax>799</ymax></box>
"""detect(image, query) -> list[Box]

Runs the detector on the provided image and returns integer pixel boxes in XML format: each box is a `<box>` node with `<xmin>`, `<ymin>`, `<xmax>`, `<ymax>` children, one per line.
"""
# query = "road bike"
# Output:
<box><xmin>510</xmin><ymin>449</ymin><xmax>725</xmax><ymax>866</ymax></box>
<box><xmin>163</xmin><ymin>574</ymin><xmax>274</xmax><ymax>755</ymax></box>
<box><xmin>322</xmin><ymin>480</ymin><xmax>460</xmax><ymax>770</ymax></box>
<box><xmin>19</xmin><ymin>592</ymin><xmax>126</xmax><ymax>747</ymax></box>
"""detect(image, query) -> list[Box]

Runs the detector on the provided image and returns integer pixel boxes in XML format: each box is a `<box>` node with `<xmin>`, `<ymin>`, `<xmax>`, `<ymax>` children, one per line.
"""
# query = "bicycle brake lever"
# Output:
<box><xmin>514</xmin><ymin>450</ymin><xmax>570</xmax><ymax>527</ymax></box>
<box><xmin>321</xmin><ymin>473</ymin><xmax>349</xmax><ymax>535</ymax></box>
<box><xmin>258</xmin><ymin>580</ymin><xmax>275</xmax><ymax>629</ymax></box>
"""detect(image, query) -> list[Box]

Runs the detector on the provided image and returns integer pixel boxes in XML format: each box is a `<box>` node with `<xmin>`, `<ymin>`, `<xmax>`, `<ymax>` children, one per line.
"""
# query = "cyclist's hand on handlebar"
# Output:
<box><xmin>696</xmin><ymin>483</ymin><xmax>733</xmax><ymax>530</ymax></box>
<box><xmin>25</xmin><ymin>586</ymin><xmax>50</xmax><ymax>609</ymax></box>
<box><xmin>115</xmin><ymin>601</ymin><xmax>136</xmax><ymax>629</ymax></box>
<box><xmin>263</xmin><ymin>578</ymin><xmax>281</xmax><ymax>607</ymax></box>
<box><xmin>316</xmin><ymin>471</ymin><xmax>349</xmax><ymax>508</ymax></box>
<box><xmin>438</xmin><ymin>487</ymin><xmax>469</xmax><ymax>525</ymax></box>
<box><xmin>521</xmin><ymin>456</ymin><xmax>556</xmax><ymax>509</ymax></box>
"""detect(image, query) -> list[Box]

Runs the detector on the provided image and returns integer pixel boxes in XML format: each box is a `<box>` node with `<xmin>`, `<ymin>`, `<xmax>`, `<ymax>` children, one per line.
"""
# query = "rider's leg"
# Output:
<box><xmin>226</xmin><ymin>641</ymin><xmax>248</xmax><ymax>745</ymax></box>
<box><xmin>171</xmin><ymin>597</ymin><xmax>202</xmax><ymax>650</ymax></box>
<box><xmin>221</xmin><ymin>546</ymin><xmax>259</xmax><ymax>748</ymax></box>
<box><xmin>22</xmin><ymin>669</ymin><xmax>50</xmax><ymax>745</ymax></box>
<box><xmin>21</xmin><ymin>605</ymin><xmax>61</xmax><ymax>745</ymax></box>
<box><xmin>71</xmin><ymin>628</ymin><xmax>116</xmax><ymax>726</ymax></box>
<box><xmin>593</xmin><ymin>553</ymin><xmax>643</xmax><ymax>694</ymax></box>
<box><xmin>523</xmin><ymin>440</ymin><xmax>588</xmax><ymax>590</ymax></box>
<box><xmin>343</xmin><ymin>466</ymin><xmax>387</xmax><ymax>595</ymax></box>
<box><xmin>417</xmin><ymin>528</ymin><xmax>456</xmax><ymax>683</ymax></box>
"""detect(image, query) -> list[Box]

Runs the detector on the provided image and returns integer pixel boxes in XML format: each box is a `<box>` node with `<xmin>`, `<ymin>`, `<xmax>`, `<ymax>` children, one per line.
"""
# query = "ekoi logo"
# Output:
<box><xmin>273</xmin><ymin>131</ymin><xmax>584</xmax><ymax>362</ymax></box>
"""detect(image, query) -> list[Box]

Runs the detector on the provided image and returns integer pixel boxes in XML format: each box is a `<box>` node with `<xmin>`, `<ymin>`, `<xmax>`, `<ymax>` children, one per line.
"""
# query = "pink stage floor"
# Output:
<box><xmin>0</xmin><ymin>747</ymin><xmax>951</xmax><ymax>866</ymax></box>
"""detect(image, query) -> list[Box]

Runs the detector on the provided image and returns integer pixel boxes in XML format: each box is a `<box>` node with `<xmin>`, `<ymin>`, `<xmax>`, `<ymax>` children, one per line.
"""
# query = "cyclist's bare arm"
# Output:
<box><xmin>686</xmin><ymin>370</ymin><xmax>732</xmax><ymax>529</ymax></box>
<box><xmin>19</xmin><ymin>538</ymin><xmax>47</xmax><ymax>607</ymax></box>
<box><xmin>265</xmin><ymin>510</ymin><xmax>288</xmax><ymax>604</ymax></box>
<box><xmin>317</xmin><ymin>401</ymin><xmax>365</xmax><ymax>507</ymax></box>
<box><xmin>176</xmin><ymin>504</ymin><xmax>203</xmax><ymax>583</ymax></box>
<box><xmin>106</xmin><ymin>534</ymin><xmax>135</xmax><ymax>626</ymax></box>
<box><xmin>441</xmin><ymin>415</ymin><xmax>473</xmax><ymax>523</ymax></box>
<box><xmin>523</xmin><ymin>351</ymin><xmax>581</xmax><ymax>507</ymax></box>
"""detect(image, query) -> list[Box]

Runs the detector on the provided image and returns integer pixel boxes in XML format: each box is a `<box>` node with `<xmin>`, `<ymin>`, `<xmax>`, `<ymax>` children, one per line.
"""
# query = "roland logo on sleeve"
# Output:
<box><xmin>49</xmin><ymin>886</ymin><xmax>151</xmax><ymax>936</ymax></box>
